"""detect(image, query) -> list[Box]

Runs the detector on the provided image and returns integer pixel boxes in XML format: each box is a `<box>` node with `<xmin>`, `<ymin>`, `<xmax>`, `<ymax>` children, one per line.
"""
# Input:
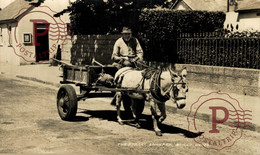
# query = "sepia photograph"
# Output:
<box><xmin>0</xmin><ymin>0</ymin><xmax>260</xmax><ymax>154</ymax></box>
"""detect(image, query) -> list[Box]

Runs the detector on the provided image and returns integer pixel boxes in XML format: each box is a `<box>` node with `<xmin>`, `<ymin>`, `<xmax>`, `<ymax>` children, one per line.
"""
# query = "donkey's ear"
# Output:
<box><xmin>180</xmin><ymin>67</ymin><xmax>187</xmax><ymax>78</ymax></box>
<box><xmin>168</xmin><ymin>66</ymin><xmax>178</xmax><ymax>77</ymax></box>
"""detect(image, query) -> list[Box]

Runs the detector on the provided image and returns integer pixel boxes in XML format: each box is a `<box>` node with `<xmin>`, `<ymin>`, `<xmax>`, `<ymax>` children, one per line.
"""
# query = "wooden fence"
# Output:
<box><xmin>176</xmin><ymin>32</ymin><xmax>260</xmax><ymax>69</ymax></box>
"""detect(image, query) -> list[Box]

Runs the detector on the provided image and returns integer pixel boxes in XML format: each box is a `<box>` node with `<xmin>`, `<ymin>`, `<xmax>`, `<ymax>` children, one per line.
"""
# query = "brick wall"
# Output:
<box><xmin>70</xmin><ymin>34</ymin><xmax>121</xmax><ymax>65</ymax></box>
<box><xmin>61</xmin><ymin>39</ymin><xmax>72</xmax><ymax>62</ymax></box>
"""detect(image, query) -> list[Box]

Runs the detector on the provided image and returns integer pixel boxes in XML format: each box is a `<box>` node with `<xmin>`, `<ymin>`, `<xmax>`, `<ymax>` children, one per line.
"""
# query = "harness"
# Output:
<box><xmin>116</xmin><ymin>67</ymin><xmax>187</xmax><ymax>103</ymax></box>
<box><xmin>141</xmin><ymin>68</ymin><xmax>187</xmax><ymax>103</ymax></box>
<box><xmin>150</xmin><ymin>69</ymin><xmax>170</xmax><ymax>102</ymax></box>
<box><xmin>114</xmin><ymin>67</ymin><xmax>133</xmax><ymax>87</ymax></box>
<box><xmin>137</xmin><ymin>68</ymin><xmax>171</xmax><ymax>102</ymax></box>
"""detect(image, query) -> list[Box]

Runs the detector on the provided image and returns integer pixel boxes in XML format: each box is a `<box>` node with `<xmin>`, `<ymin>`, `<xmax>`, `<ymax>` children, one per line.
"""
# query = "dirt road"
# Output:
<box><xmin>0</xmin><ymin>75</ymin><xmax>259</xmax><ymax>154</ymax></box>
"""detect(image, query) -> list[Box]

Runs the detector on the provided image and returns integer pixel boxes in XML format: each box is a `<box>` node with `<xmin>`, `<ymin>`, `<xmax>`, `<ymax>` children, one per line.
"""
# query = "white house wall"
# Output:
<box><xmin>16</xmin><ymin>12</ymin><xmax>37</xmax><ymax>64</ymax></box>
<box><xmin>174</xmin><ymin>2</ymin><xmax>191</xmax><ymax>10</ymax></box>
<box><xmin>238</xmin><ymin>12</ymin><xmax>260</xmax><ymax>31</ymax></box>
<box><xmin>226</xmin><ymin>11</ymin><xmax>260</xmax><ymax>32</ymax></box>
<box><xmin>0</xmin><ymin>0</ymin><xmax>15</xmax><ymax>9</ymax></box>
<box><xmin>0</xmin><ymin>24</ymin><xmax>9</xmax><ymax>64</ymax></box>
<box><xmin>0</xmin><ymin>0</ymin><xmax>71</xmax><ymax>65</ymax></box>
<box><xmin>0</xmin><ymin>24</ymin><xmax>20</xmax><ymax>65</ymax></box>
<box><xmin>224</xmin><ymin>12</ymin><xmax>239</xmax><ymax>32</ymax></box>
<box><xmin>16</xmin><ymin>6</ymin><xmax>70</xmax><ymax>64</ymax></box>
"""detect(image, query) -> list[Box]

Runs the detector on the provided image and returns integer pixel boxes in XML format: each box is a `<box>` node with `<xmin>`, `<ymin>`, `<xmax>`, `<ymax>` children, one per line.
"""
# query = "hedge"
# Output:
<box><xmin>68</xmin><ymin>1</ymin><xmax>226</xmax><ymax>63</ymax></box>
<box><xmin>69</xmin><ymin>0</ymin><xmax>168</xmax><ymax>35</ymax></box>
<box><xmin>135</xmin><ymin>10</ymin><xmax>226</xmax><ymax>62</ymax></box>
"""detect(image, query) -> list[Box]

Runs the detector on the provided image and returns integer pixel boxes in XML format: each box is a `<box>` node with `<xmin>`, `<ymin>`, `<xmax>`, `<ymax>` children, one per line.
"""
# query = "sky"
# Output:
<box><xmin>0</xmin><ymin>0</ymin><xmax>15</xmax><ymax>9</ymax></box>
<box><xmin>0</xmin><ymin>0</ymin><xmax>77</xmax><ymax>9</ymax></box>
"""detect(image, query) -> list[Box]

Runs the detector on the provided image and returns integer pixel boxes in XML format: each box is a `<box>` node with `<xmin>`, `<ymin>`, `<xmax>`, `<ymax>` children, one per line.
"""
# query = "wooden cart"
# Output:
<box><xmin>57</xmin><ymin>64</ymin><xmax>146</xmax><ymax>121</ymax></box>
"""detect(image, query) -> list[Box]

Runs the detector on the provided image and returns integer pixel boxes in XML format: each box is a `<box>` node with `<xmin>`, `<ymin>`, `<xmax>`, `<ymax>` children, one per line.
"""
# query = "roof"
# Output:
<box><xmin>0</xmin><ymin>0</ymin><xmax>35</xmax><ymax>23</ymax></box>
<box><xmin>237</xmin><ymin>0</ymin><xmax>260</xmax><ymax>12</ymax></box>
<box><xmin>171</xmin><ymin>0</ymin><xmax>227</xmax><ymax>12</ymax></box>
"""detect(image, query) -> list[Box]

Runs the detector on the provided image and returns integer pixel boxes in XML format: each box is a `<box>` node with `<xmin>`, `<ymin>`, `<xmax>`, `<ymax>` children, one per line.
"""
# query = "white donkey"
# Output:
<box><xmin>114</xmin><ymin>66</ymin><xmax>188</xmax><ymax>136</ymax></box>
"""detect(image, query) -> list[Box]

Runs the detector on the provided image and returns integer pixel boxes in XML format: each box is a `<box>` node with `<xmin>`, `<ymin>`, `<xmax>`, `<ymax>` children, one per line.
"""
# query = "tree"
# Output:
<box><xmin>66</xmin><ymin>0</ymin><xmax>172</xmax><ymax>34</ymax></box>
<box><xmin>25</xmin><ymin>0</ymin><xmax>45</xmax><ymax>6</ymax></box>
<box><xmin>23</xmin><ymin>0</ymin><xmax>175</xmax><ymax>34</ymax></box>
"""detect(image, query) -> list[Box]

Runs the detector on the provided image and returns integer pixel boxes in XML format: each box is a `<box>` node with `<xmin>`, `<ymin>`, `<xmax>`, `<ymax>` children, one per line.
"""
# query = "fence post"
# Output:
<box><xmin>257</xmin><ymin>39</ymin><xmax>260</xmax><ymax>69</ymax></box>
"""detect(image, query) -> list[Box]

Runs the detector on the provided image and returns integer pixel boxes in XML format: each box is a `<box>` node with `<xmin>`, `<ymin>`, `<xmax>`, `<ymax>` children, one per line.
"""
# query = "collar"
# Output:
<box><xmin>150</xmin><ymin>69</ymin><xmax>170</xmax><ymax>102</ymax></box>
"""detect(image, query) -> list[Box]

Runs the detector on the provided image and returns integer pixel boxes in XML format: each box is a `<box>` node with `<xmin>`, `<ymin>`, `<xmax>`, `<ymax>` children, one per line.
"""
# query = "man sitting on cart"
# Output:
<box><xmin>111</xmin><ymin>27</ymin><xmax>144</xmax><ymax>69</ymax></box>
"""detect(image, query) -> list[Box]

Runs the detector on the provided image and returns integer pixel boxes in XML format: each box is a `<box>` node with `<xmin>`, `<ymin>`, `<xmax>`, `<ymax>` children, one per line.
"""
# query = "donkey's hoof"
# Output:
<box><xmin>134</xmin><ymin>123</ymin><xmax>141</xmax><ymax>129</ymax></box>
<box><xmin>159</xmin><ymin>116</ymin><xmax>166</xmax><ymax>123</ymax></box>
<box><xmin>118</xmin><ymin>121</ymin><xmax>124</xmax><ymax>125</ymax></box>
<box><xmin>155</xmin><ymin>131</ymin><xmax>162</xmax><ymax>136</ymax></box>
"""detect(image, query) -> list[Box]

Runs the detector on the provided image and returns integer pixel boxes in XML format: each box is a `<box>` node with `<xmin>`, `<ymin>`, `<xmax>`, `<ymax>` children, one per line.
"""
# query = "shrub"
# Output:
<box><xmin>135</xmin><ymin>10</ymin><xmax>226</xmax><ymax>62</ymax></box>
<box><xmin>226</xmin><ymin>30</ymin><xmax>260</xmax><ymax>38</ymax></box>
<box><xmin>68</xmin><ymin>1</ymin><xmax>226</xmax><ymax>63</ymax></box>
<box><xmin>69</xmin><ymin>0</ymin><xmax>169</xmax><ymax>35</ymax></box>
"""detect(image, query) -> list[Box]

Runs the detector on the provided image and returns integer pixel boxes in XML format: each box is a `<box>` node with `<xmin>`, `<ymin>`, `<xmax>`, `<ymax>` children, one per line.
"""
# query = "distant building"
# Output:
<box><xmin>236</xmin><ymin>1</ymin><xmax>260</xmax><ymax>31</ymax></box>
<box><xmin>171</xmin><ymin>0</ymin><xmax>227</xmax><ymax>12</ymax></box>
<box><xmin>0</xmin><ymin>0</ymin><xmax>72</xmax><ymax>65</ymax></box>
<box><xmin>171</xmin><ymin>0</ymin><xmax>260</xmax><ymax>32</ymax></box>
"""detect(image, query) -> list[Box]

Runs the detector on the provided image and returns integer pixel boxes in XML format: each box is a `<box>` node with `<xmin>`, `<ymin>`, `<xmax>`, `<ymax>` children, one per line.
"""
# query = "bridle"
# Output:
<box><xmin>171</xmin><ymin>76</ymin><xmax>188</xmax><ymax>101</ymax></box>
<box><xmin>152</xmin><ymin>70</ymin><xmax>188</xmax><ymax>104</ymax></box>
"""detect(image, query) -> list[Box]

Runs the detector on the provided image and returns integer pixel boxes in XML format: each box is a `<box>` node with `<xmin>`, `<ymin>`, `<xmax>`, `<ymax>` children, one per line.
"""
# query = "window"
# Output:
<box><xmin>8</xmin><ymin>25</ymin><xmax>12</xmax><ymax>46</ymax></box>
<box><xmin>23</xmin><ymin>33</ymin><xmax>32</xmax><ymax>44</ymax></box>
<box><xmin>0</xmin><ymin>27</ymin><xmax>3</xmax><ymax>46</ymax></box>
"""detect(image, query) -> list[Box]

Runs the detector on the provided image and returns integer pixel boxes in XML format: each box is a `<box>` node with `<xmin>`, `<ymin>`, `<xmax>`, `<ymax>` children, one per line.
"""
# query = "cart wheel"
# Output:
<box><xmin>57</xmin><ymin>85</ymin><xmax>78</xmax><ymax>121</ymax></box>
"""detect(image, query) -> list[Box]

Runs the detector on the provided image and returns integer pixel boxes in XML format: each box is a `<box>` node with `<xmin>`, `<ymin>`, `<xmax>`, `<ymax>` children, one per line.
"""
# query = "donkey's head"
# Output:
<box><xmin>168</xmin><ymin>67</ymin><xmax>188</xmax><ymax>109</ymax></box>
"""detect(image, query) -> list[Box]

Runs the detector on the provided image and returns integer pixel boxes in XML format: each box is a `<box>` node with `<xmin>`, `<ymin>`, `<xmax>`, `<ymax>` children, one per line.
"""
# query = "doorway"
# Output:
<box><xmin>35</xmin><ymin>23</ymin><xmax>49</xmax><ymax>62</ymax></box>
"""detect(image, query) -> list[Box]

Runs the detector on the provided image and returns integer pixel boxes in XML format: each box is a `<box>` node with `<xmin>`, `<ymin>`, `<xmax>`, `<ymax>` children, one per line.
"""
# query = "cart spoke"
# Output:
<box><xmin>64</xmin><ymin>95</ymin><xmax>69</xmax><ymax>102</ymax></box>
<box><xmin>57</xmin><ymin>85</ymin><xmax>78</xmax><ymax>120</ymax></box>
<box><xmin>58</xmin><ymin>90</ymin><xmax>70</xmax><ymax>114</ymax></box>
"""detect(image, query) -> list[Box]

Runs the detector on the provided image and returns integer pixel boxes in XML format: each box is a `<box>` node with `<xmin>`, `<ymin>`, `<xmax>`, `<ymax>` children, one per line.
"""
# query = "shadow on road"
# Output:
<box><xmin>81</xmin><ymin>110</ymin><xmax>203</xmax><ymax>138</ymax></box>
<box><xmin>68</xmin><ymin>116</ymin><xmax>90</xmax><ymax>122</ymax></box>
